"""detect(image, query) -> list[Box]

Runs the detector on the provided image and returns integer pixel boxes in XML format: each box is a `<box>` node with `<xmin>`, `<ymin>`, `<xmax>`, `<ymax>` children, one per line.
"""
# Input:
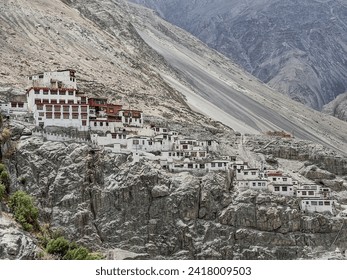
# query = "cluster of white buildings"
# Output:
<box><xmin>0</xmin><ymin>70</ymin><xmax>338</xmax><ymax>216</ymax></box>
<box><xmin>234</xmin><ymin>166</ymin><xmax>336</xmax><ymax>214</ymax></box>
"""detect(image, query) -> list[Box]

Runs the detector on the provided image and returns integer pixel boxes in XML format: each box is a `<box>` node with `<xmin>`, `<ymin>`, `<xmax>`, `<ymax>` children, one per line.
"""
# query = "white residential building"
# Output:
<box><xmin>296</xmin><ymin>185</ymin><xmax>331</xmax><ymax>199</ymax></box>
<box><xmin>300</xmin><ymin>199</ymin><xmax>335</xmax><ymax>214</ymax></box>
<box><xmin>28</xmin><ymin>69</ymin><xmax>77</xmax><ymax>89</ymax></box>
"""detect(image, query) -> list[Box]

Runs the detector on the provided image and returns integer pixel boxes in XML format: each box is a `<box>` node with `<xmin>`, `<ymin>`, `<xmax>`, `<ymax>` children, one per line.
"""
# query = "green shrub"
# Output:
<box><xmin>64</xmin><ymin>246</ymin><xmax>104</xmax><ymax>260</ymax></box>
<box><xmin>0</xmin><ymin>171</ymin><xmax>10</xmax><ymax>187</ymax></box>
<box><xmin>0</xmin><ymin>164</ymin><xmax>5</xmax><ymax>174</ymax></box>
<box><xmin>9</xmin><ymin>191</ymin><xmax>39</xmax><ymax>231</ymax></box>
<box><xmin>46</xmin><ymin>237</ymin><xmax>70</xmax><ymax>257</ymax></box>
<box><xmin>0</xmin><ymin>183</ymin><xmax>5</xmax><ymax>201</ymax></box>
<box><xmin>64</xmin><ymin>247</ymin><xmax>89</xmax><ymax>260</ymax></box>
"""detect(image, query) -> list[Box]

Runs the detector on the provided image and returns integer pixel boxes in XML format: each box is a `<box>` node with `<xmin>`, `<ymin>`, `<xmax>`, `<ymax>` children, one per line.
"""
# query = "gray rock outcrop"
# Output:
<box><xmin>4</xmin><ymin>136</ymin><xmax>347</xmax><ymax>260</ymax></box>
<box><xmin>0</xmin><ymin>212</ymin><xmax>39</xmax><ymax>259</ymax></box>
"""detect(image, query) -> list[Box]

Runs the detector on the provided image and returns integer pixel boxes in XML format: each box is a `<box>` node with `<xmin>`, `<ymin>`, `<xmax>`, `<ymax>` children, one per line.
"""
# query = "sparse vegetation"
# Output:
<box><xmin>9</xmin><ymin>190</ymin><xmax>39</xmax><ymax>231</ymax></box>
<box><xmin>0</xmin><ymin>127</ymin><xmax>11</xmax><ymax>142</ymax></box>
<box><xmin>45</xmin><ymin>235</ymin><xmax>103</xmax><ymax>260</ymax></box>
<box><xmin>0</xmin><ymin>183</ymin><xmax>5</xmax><ymax>201</ymax></box>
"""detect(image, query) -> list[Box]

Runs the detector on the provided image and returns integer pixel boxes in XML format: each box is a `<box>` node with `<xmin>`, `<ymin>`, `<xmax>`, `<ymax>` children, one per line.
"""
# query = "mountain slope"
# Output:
<box><xmin>322</xmin><ymin>92</ymin><xmax>347</xmax><ymax>121</ymax></box>
<box><xmin>130</xmin><ymin>0</ymin><xmax>347</xmax><ymax>110</ymax></box>
<box><xmin>1</xmin><ymin>0</ymin><xmax>347</xmax><ymax>155</ymax></box>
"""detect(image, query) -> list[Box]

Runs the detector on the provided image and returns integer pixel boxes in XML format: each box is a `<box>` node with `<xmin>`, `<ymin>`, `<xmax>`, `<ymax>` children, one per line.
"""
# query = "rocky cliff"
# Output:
<box><xmin>131</xmin><ymin>0</ymin><xmax>347</xmax><ymax>110</ymax></box>
<box><xmin>2</xmin><ymin>132</ymin><xmax>346</xmax><ymax>260</ymax></box>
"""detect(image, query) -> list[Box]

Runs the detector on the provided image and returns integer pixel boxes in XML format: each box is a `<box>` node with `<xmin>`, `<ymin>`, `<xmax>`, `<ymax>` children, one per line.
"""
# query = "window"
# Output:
<box><xmin>94</xmin><ymin>122</ymin><xmax>97</xmax><ymax>126</ymax></box>
<box><xmin>308</xmin><ymin>191</ymin><xmax>314</xmax><ymax>196</ymax></box>
<box><xmin>302</xmin><ymin>191</ymin><xmax>307</xmax><ymax>195</ymax></box>
<box><xmin>274</xmin><ymin>187</ymin><xmax>280</xmax><ymax>191</ymax></box>
<box><xmin>43</xmin><ymin>90</ymin><xmax>48</xmax><ymax>95</ymax></box>
<box><xmin>39</xmin><ymin>112</ymin><xmax>44</xmax><ymax>116</ymax></box>
<box><xmin>63</xmin><ymin>113</ymin><xmax>69</xmax><ymax>119</ymax></box>
<box><xmin>199</xmin><ymin>152</ymin><xmax>206</xmax><ymax>157</ymax></box>
<box><xmin>82</xmin><ymin>120</ymin><xmax>87</xmax><ymax>126</ymax></box>
<box><xmin>324</xmin><ymin>201</ymin><xmax>330</xmax><ymax>205</ymax></box>
<box><xmin>262</xmin><ymin>183</ymin><xmax>266</xmax><ymax>186</ymax></box>
<box><xmin>54</xmin><ymin>113</ymin><xmax>61</xmax><ymax>119</ymax></box>
<box><xmin>283</xmin><ymin>178</ymin><xmax>288</xmax><ymax>182</ymax></box>
<box><xmin>100</xmin><ymin>122</ymin><xmax>103</xmax><ymax>126</ymax></box>
<box><xmin>282</xmin><ymin>186</ymin><xmax>288</xmax><ymax>191</ymax></box>
<box><xmin>199</xmin><ymin>164</ymin><xmax>205</xmax><ymax>169</ymax></box>
<box><xmin>106</xmin><ymin>122</ymin><xmax>109</xmax><ymax>127</ymax></box>
<box><xmin>252</xmin><ymin>183</ymin><xmax>256</xmax><ymax>187</ymax></box>
<box><xmin>188</xmin><ymin>163</ymin><xmax>193</xmax><ymax>169</ymax></box>
<box><xmin>251</xmin><ymin>172</ymin><xmax>256</xmax><ymax>175</ymax></box>
<box><xmin>68</xmin><ymin>91</ymin><xmax>73</xmax><ymax>95</ymax></box>
<box><xmin>72</xmin><ymin>114</ymin><xmax>79</xmax><ymax>119</ymax></box>
<box><xmin>168</xmin><ymin>153</ymin><xmax>171</xmax><ymax>156</ymax></box>
<box><xmin>35</xmin><ymin>90</ymin><xmax>40</xmax><ymax>95</ymax></box>
<box><xmin>311</xmin><ymin>201</ymin><xmax>318</xmax><ymax>206</ymax></box>
<box><xmin>182</xmin><ymin>144</ymin><xmax>188</xmax><ymax>149</ymax></box>
<box><xmin>148</xmin><ymin>142</ymin><xmax>152</xmax><ymax>146</ymax></box>
<box><xmin>36</xmin><ymin>105</ymin><xmax>43</xmax><ymax>110</ymax></box>
<box><xmin>273</xmin><ymin>178</ymin><xmax>277</xmax><ymax>181</ymax></box>
<box><xmin>211</xmin><ymin>163</ymin><xmax>215</xmax><ymax>167</ymax></box>
<box><xmin>218</xmin><ymin>163</ymin><xmax>222</xmax><ymax>167</ymax></box>
<box><xmin>46</xmin><ymin>105</ymin><xmax>52</xmax><ymax>111</ymax></box>
<box><xmin>133</xmin><ymin>140</ymin><xmax>139</xmax><ymax>145</ymax></box>
<box><xmin>319</xmin><ymin>201</ymin><xmax>323</xmax><ymax>206</ymax></box>
<box><xmin>46</xmin><ymin>113</ymin><xmax>52</xmax><ymax>119</ymax></box>
<box><xmin>258</xmin><ymin>182</ymin><xmax>261</xmax><ymax>186</ymax></box>
<box><xmin>59</xmin><ymin>90</ymin><xmax>66</xmax><ymax>95</ymax></box>
<box><xmin>244</xmin><ymin>172</ymin><xmax>249</xmax><ymax>175</ymax></box>
<box><xmin>51</xmin><ymin>90</ymin><xmax>57</xmax><ymax>95</ymax></box>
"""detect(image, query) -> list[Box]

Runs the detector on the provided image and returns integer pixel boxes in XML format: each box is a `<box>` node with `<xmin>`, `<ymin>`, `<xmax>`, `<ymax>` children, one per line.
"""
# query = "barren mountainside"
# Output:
<box><xmin>131</xmin><ymin>0</ymin><xmax>347</xmax><ymax>110</ymax></box>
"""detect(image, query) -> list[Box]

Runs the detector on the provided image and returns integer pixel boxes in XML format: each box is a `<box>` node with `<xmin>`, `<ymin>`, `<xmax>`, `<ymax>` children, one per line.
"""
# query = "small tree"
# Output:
<box><xmin>0</xmin><ymin>183</ymin><xmax>5</xmax><ymax>201</ymax></box>
<box><xmin>46</xmin><ymin>236</ymin><xmax>70</xmax><ymax>257</ymax></box>
<box><xmin>0</xmin><ymin>171</ymin><xmax>10</xmax><ymax>188</ymax></box>
<box><xmin>9</xmin><ymin>191</ymin><xmax>39</xmax><ymax>231</ymax></box>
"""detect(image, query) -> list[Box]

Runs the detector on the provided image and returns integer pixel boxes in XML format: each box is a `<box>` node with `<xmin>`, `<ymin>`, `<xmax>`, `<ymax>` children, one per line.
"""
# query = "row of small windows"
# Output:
<box><xmin>243</xmin><ymin>171</ymin><xmax>258</xmax><ymax>176</ymax></box>
<box><xmin>274</xmin><ymin>186</ymin><xmax>292</xmax><ymax>192</ymax></box>
<box><xmin>298</xmin><ymin>190</ymin><xmax>315</xmax><ymax>196</ymax></box>
<box><xmin>240</xmin><ymin>182</ymin><xmax>266</xmax><ymax>187</ymax></box>
<box><xmin>272</xmin><ymin>177</ymin><xmax>288</xmax><ymax>181</ymax></box>
<box><xmin>304</xmin><ymin>201</ymin><xmax>331</xmax><ymax>206</ymax></box>
<box><xmin>34</xmin><ymin>90</ymin><xmax>74</xmax><ymax>95</ymax></box>
<box><xmin>36</xmin><ymin>105</ymin><xmax>88</xmax><ymax>112</ymax></box>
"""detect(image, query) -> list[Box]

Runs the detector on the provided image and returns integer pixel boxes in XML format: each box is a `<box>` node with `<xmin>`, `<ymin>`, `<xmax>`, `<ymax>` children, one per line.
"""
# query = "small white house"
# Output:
<box><xmin>236</xmin><ymin>168</ymin><xmax>262</xmax><ymax>180</ymax></box>
<box><xmin>231</xmin><ymin>161</ymin><xmax>249</xmax><ymax>174</ymax></box>
<box><xmin>296</xmin><ymin>185</ymin><xmax>331</xmax><ymax>199</ymax></box>
<box><xmin>300</xmin><ymin>199</ymin><xmax>335</xmax><ymax>214</ymax></box>
<box><xmin>269</xmin><ymin>183</ymin><xmax>294</xmax><ymax>196</ymax></box>
<box><xmin>28</xmin><ymin>69</ymin><xmax>77</xmax><ymax>89</ymax></box>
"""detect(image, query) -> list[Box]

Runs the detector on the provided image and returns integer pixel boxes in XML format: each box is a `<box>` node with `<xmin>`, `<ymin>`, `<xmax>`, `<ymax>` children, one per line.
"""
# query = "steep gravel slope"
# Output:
<box><xmin>131</xmin><ymin>0</ymin><xmax>347</xmax><ymax>110</ymax></box>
